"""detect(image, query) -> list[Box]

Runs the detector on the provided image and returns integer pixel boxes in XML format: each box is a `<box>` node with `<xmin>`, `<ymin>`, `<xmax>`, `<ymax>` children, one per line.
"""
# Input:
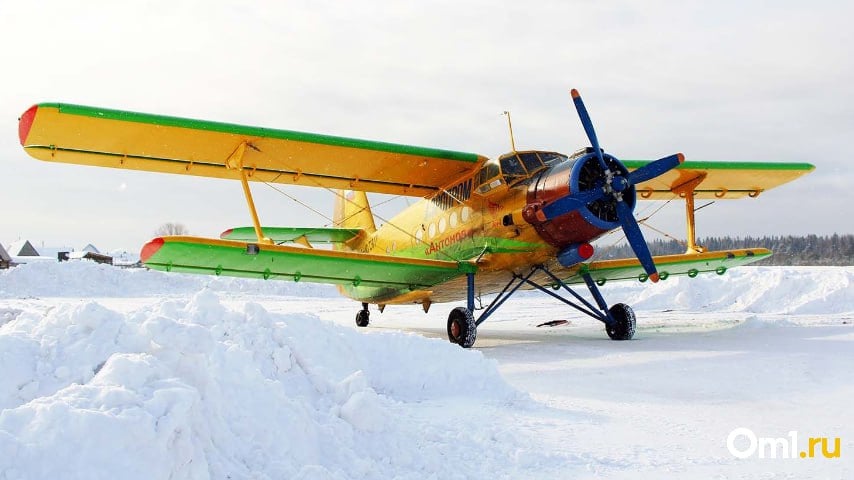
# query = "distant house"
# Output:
<box><xmin>0</xmin><ymin>243</ymin><xmax>11</xmax><ymax>269</ymax></box>
<box><xmin>36</xmin><ymin>245</ymin><xmax>75</xmax><ymax>260</ymax></box>
<box><xmin>7</xmin><ymin>240</ymin><xmax>39</xmax><ymax>257</ymax></box>
<box><xmin>82</xmin><ymin>244</ymin><xmax>101</xmax><ymax>254</ymax></box>
<box><xmin>61</xmin><ymin>250</ymin><xmax>113</xmax><ymax>265</ymax></box>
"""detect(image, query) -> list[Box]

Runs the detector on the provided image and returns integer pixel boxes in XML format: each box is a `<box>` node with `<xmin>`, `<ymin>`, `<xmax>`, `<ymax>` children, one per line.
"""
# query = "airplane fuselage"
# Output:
<box><xmin>336</xmin><ymin>150</ymin><xmax>600</xmax><ymax>305</ymax></box>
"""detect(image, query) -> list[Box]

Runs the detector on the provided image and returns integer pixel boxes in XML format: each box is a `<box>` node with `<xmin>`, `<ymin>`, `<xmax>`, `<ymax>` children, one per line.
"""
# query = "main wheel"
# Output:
<box><xmin>605</xmin><ymin>303</ymin><xmax>636</xmax><ymax>340</ymax></box>
<box><xmin>447</xmin><ymin>307</ymin><xmax>477</xmax><ymax>348</ymax></box>
<box><xmin>355</xmin><ymin>309</ymin><xmax>370</xmax><ymax>328</ymax></box>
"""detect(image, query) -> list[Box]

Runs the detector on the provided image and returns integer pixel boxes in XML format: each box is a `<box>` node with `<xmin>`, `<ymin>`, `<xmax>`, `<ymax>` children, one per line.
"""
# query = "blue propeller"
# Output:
<box><xmin>540</xmin><ymin>184</ymin><xmax>607</xmax><ymax>219</ymax></box>
<box><xmin>570</xmin><ymin>89</ymin><xmax>609</xmax><ymax>173</ymax></box>
<box><xmin>628</xmin><ymin>153</ymin><xmax>684</xmax><ymax>184</ymax></box>
<box><xmin>541</xmin><ymin>89</ymin><xmax>685</xmax><ymax>282</ymax></box>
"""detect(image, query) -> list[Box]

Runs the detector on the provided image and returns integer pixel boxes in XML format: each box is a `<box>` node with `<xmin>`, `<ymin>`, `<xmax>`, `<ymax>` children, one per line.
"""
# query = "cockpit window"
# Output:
<box><xmin>500</xmin><ymin>154</ymin><xmax>526</xmax><ymax>178</ymax></box>
<box><xmin>476</xmin><ymin>162</ymin><xmax>503</xmax><ymax>194</ymax></box>
<box><xmin>477</xmin><ymin>162</ymin><xmax>500</xmax><ymax>185</ymax></box>
<box><xmin>537</xmin><ymin>152</ymin><xmax>569</xmax><ymax>165</ymax></box>
<box><xmin>518</xmin><ymin>152</ymin><xmax>546</xmax><ymax>174</ymax></box>
<box><xmin>478</xmin><ymin>151</ymin><xmax>569</xmax><ymax>193</ymax></box>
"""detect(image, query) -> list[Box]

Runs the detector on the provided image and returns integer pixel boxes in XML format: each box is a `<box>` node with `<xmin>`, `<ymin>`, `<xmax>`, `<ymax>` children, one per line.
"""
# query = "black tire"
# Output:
<box><xmin>355</xmin><ymin>309</ymin><xmax>370</xmax><ymax>328</ymax></box>
<box><xmin>606</xmin><ymin>303</ymin><xmax>636</xmax><ymax>340</ymax></box>
<box><xmin>447</xmin><ymin>307</ymin><xmax>477</xmax><ymax>348</ymax></box>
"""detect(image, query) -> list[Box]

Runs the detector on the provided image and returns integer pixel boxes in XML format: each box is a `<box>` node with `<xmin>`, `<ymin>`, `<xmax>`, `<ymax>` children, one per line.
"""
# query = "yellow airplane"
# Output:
<box><xmin>18</xmin><ymin>90</ymin><xmax>814</xmax><ymax>347</ymax></box>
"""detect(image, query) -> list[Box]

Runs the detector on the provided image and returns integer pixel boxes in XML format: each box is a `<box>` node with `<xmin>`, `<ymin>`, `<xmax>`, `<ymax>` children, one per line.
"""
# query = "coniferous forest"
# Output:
<box><xmin>594</xmin><ymin>234</ymin><xmax>854</xmax><ymax>266</ymax></box>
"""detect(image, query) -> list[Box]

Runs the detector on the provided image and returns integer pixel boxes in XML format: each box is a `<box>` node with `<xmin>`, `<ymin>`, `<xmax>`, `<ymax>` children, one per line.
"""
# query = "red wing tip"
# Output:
<box><xmin>570</xmin><ymin>89</ymin><xmax>581</xmax><ymax>99</ymax></box>
<box><xmin>220</xmin><ymin>228</ymin><xmax>233</xmax><ymax>239</ymax></box>
<box><xmin>18</xmin><ymin>105</ymin><xmax>39</xmax><ymax>145</ymax></box>
<box><xmin>140</xmin><ymin>237</ymin><xmax>166</xmax><ymax>263</ymax></box>
<box><xmin>649</xmin><ymin>272</ymin><xmax>660</xmax><ymax>283</ymax></box>
<box><xmin>677</xmin><ymin>153</ymin><xmax>686</xmax><ymax>163</ymax></box>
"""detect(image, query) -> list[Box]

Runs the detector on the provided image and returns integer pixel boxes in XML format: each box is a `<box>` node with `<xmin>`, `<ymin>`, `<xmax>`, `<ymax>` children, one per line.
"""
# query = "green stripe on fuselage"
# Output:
<box><xmin>394</xmin><ymin>236</ymin><xmax>544</xmax><ymax>261</ymax></box>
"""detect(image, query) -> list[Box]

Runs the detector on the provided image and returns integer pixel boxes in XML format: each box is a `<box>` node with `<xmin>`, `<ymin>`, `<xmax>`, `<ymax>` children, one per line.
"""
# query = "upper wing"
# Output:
<box><xmin>624</xmin><ymin>160</ymin><xmax>815</xmax><ymax>199</ymax></box>
<box><xmin>19</xmin><ymin>103</ymin><xmax>486</xmax><ymax>197</ymax></box>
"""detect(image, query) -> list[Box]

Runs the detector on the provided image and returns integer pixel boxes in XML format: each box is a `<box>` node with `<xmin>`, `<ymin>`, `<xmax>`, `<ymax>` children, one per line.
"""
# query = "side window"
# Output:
<box><xmin>477</xmin><ymin>163</ymin><xmax>500</xmax><ymax>186</ymax></box>
<box><xmin>476</xmin><ymin>163</ymin><xmax>502</xmax><ymax>194</ymax></box>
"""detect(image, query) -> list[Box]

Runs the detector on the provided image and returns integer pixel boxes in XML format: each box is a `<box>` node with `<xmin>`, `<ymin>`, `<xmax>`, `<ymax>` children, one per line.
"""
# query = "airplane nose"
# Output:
<box><xmin>612</xmin><ymin>176</ymin><xmax>629</xmax><ymax>192</ymax></box>
<box><xmin>523</xmin><ymin>153</ymin><xmax>624</xmax><ymax>249</ymax></box>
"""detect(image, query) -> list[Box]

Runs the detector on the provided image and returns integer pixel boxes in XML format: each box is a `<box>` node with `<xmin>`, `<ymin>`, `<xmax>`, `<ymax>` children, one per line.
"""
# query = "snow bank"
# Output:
<box><xmin>598</xmin><ymin>266</ymin><xmax>854</xmax><ymax>314</ymax></box>
<box><xmin>0</xmin><ymin>260</ymin><xmax>335</xmax><ymax>298</ymax></box>
<box><xmin>0</xmin><ymin>291</ymin><xmax>529</xmax><ymax>479</ymax></box>
<box><xmin>3</xmin><ymin>262</ymin><xmax>851</xmax><ymax>315</ymax></box>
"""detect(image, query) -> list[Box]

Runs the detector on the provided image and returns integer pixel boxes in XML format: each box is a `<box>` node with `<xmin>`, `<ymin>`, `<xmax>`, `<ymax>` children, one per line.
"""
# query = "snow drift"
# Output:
<box><xmin>0</xmin><ymin>288</ymin><xmax>533</xmax><ymax>479</ymax></box>
<box><xmin>0</xmin><ymin>260</ymin><xmax>334</xmax><ymax>299</ymax></box>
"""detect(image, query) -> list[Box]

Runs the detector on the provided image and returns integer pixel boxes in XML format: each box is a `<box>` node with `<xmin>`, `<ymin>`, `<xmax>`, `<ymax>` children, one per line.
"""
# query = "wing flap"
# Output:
<box><xmin>624</xmin><ymin>160</ymin><xmax>815</xmax><ymax>200</ymax></box>
<box><xmin>140</xmin><ymin>236</ymin><xmax>473</xmax><ymax>288</ymax></box>
<box><xmin>20</xmin><ymin>103</ymin><xmax>486</xmax><ymax>197</ymax></box>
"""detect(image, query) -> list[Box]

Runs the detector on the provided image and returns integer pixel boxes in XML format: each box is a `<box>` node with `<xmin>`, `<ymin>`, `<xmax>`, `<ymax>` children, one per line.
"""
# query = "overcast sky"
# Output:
<box><xmin>2</xmin><ymin>0</ymin><xmax>851</xmax><ymax>252</ymax></box>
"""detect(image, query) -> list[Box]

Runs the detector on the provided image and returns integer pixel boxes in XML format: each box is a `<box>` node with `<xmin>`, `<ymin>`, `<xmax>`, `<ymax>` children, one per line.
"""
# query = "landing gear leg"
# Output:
<box><xmin>471</xmin><ymin>265</ymin><xmax>637</xmax><ymax>341</ymax></box>
<box><xmin>355</xmin><ymin>302</ymin><xmax>370</xmax><ymax>328</ymax></box>
<box><xmin>446</xmin><ymin>272</ymin><xmax>477</xmax><ymax>348</ymax></box>
<box><xmin>581</xmin><ymin>273</ymin><xmax>636</xmax><ymax>340</ymax></box>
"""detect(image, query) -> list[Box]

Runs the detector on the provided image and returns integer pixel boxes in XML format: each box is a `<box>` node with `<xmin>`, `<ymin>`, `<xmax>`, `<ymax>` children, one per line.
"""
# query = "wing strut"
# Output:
<box><xmin>226</xmin><ymin>142</ymin><xmax>272</xmax><ymax>245</ymax></box>
<box><xmin>670</xmin><ymin>174</ymin><xmax>708</xmax><ymax>254</ymax></box>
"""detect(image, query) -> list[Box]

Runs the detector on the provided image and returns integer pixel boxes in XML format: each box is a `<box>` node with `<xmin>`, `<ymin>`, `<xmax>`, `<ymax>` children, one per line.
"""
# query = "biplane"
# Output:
<box><xmin>18</xmin><ymin>90</ymin><xmax>814</xmax><ymax>347</ymax></box>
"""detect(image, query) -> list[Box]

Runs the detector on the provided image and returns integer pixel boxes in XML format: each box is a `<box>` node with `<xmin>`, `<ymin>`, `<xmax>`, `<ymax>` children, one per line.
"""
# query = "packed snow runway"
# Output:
<box><xmin>1</xmin><ymin>262</ymin><xmax>852</xmax><ymax>479</ymax></box>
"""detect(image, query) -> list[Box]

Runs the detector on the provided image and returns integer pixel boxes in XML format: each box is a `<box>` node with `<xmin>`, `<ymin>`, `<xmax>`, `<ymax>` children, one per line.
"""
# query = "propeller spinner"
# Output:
<box><xmin>536</xmin><ymin>89</ymin><xmax>684</xmax><ymax>282</ymax></box>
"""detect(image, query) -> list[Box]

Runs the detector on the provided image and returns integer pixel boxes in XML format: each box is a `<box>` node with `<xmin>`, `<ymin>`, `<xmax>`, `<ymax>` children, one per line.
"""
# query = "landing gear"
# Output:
<box><xmin>447</xmin><ymin>307</ymin><xmax>477</xmax><ymax>348</ymax></box>
<box><xmin>462</xmin><ymin>265</ymin><xmax>639</xmax><ymax>346</ymax></box>
<box><xmin>605</xmin><ymin>303</ymin><xmax>635</xmax><ymax>340</ymax></box>
<box><xmin>355</xmin><ymin>302</ymin><xmax>370</xmax><ymax>327</ymax></box>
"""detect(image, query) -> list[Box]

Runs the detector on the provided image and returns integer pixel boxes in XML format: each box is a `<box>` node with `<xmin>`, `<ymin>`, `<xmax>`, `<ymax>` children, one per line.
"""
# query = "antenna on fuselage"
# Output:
<box><xmin>502</xmin><ymin>111</ymin><xmax>517</xmax><ymax>152</ymax></box>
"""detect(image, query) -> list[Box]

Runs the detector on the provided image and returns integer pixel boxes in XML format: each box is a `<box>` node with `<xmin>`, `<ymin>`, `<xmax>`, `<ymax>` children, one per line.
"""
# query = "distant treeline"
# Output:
<box><xmin>595</xmin><ymin>234</ymin><xmax>853</xmax><ymax>266</ymax></box>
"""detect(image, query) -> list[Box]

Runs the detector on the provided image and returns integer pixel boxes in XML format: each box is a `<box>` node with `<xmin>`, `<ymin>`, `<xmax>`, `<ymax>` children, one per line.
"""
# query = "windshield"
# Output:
<box><xmin>477</xmin><ymin>151</ymin><xmax>569</xmax><ymax>193</ymax></box>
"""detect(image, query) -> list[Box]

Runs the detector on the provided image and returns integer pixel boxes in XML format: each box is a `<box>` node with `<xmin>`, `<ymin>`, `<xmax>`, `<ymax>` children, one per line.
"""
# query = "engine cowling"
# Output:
<box><xmin>522</xmin><ymin>151</ymin><xmax>636</xmax><ymax>249</ymax></box>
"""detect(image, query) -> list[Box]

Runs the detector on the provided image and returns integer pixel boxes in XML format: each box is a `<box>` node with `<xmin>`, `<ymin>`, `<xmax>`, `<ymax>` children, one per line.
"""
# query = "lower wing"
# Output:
<box><xmin>567</xmin><ymin>248</ymin><xmax>771</xmax><ymax>284</ymax></box>
<box><xmin>140</xmin><ymin>236</ymin><xmax>475</xmax><ymax>289</ymax></box>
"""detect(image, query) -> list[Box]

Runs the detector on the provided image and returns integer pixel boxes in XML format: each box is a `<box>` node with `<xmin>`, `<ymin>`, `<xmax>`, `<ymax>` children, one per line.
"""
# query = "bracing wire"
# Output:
<box><xmin>258</xmin><ymin>169</ymin><xmax>466</xmax><ymax>263</ymax></box>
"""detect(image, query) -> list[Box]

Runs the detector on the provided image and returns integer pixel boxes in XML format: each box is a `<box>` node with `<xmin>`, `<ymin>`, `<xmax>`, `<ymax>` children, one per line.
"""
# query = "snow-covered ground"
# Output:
<box><xmin>1</xmin><ymin>261</ymin><xmax>852</xmax><ymax>479</ymax></box>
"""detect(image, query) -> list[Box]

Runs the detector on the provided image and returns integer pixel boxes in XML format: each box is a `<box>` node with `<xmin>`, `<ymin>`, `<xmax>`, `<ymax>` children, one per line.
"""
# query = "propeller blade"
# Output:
<box><xmin>627</xmin><ymin>153</ymin><xmax>685</xmax><ymax>185</ymax></box>
<box><xmin>571</xmin><ymin>89</ymin><xmax>608</xmax><ymax>172</ymax></box>
<box><xmin>541</xmin><ymin>187</ymin><xmax>607</xmax><ymax>220</ymax></box>
<box><xmin>615</xmin><ymin>200</ymin><xmax>659</xmax><ymax>283</ymax></box>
